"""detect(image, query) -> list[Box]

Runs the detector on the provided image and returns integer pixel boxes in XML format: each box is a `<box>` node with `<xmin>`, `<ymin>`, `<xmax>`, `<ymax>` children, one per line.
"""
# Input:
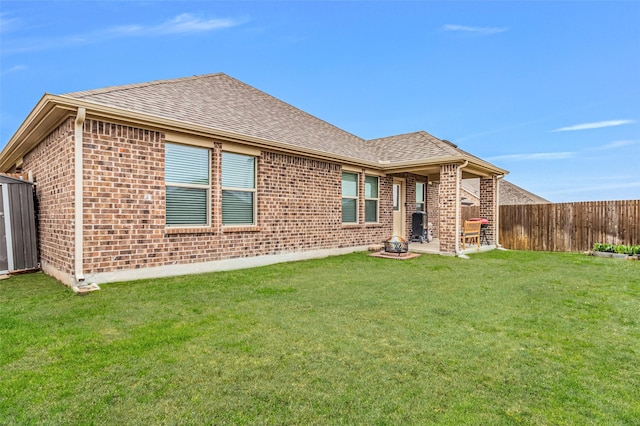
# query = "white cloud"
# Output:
<box><xmin>3</xmin><ymin>13</ymin><xmax>246</xmax><ymax>54</ymax></box>
<box><xmin>155</xmin><ymin>13</ymin><xmax>241</xmax><ymax>34</ymax></box>
<box><xmin>107</xmin><ymin>13</ymin><xmax>243</xmax><ymax>37</ymax></box>
<box><xmin>1</xmin><ymin>64</ymin><xmax>27</xmax><ymax>75</ymax></box>
<box><xmin>486</xmin><ymin>152</ymin><xmax>576</xmax><ymax>161</ymax></box>
<box><xmin>442</xmin><ymin>24</ymin><xmax>507</xmax><ymax>35</ymax></box>
<box><xmin>552</xmin><ymin>120</ymin><xmax>635</xmax><ymax>132</ymax></box>
<box><xmin>590</xmin><ymin>140</ymin><xmax>639</xmax><ymax>151</ymax></box>
<box><xmin>543</xmin><ymin>181</ymin><xmax>640</xmax><ymax>196</ymax></box>
<box><xmin>0</xmin><ymin>13</ymin><xmax>20</xmax><ymax>33</ymax></box>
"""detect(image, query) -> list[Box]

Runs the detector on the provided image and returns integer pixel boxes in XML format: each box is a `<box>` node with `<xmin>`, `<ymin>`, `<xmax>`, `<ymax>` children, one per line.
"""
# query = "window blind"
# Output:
<box><xmin>222</xmin><ymin>152</ymin><xmax>255</xmax><ymax>189</ymax></box>
<box><xmin>166</xmin><ymin>143</ymin><xmax>209</xmax><ymax>185</ymax></box>
<box><xmin>166</xmin><ymin>187</ymin><xmax>208</xmax><ymax>225</ymax></box>
<box><xmin>222</xmin><ymin>152</ymin><xmax>256</xmax><ymax>225</ymax></box>
<box><xmin>342</xmin><ymin>172</ymin><xmax>358</xmax><ymax>197</ymax></box>
<box><xmin>342</xmin><ymin>172</ymin><xmax>358</xmax><ymax>223</ymax></box>
<box><xmin>165</xmin><ymin>143</ymin><xmax>209</xmax><ymax>226</ymax></box>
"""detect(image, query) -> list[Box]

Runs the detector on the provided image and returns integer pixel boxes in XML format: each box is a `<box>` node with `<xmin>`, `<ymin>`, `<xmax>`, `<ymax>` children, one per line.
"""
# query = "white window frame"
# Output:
<box><xmin>416</xmin><ymin>181</ymin><xmax>426</xmax><ymax>212</ymax></box>
<box><xmin>221</xmin><ymin>151</ymin><xmax>257</xmax><ymax>226</ymax></box>
<box><xmin>364</xmin><ymin>175</ymin><xmax>379</xmax><ymax>223</ymax></box>
<box><xmin>342</xmin><ymin>172</ymin><xmax>359</xmax><ymax>224</ymax></box>
<box><xmin>165</xmin><ymin>142</ymin><xmax>211</xmax><ymax>227</ymax></box>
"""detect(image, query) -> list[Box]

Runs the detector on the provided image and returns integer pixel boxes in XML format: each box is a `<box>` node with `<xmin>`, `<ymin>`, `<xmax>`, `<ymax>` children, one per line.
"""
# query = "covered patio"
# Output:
<box><xmin>408</xmin><ymin>238</ymin><xmax>498</xmax><ymax>256</ymax></box>
<box><xmin>371</xmin><ymin>132</ymin><xmax>506</xmax><ymax>257</ymax></box>
<box><xmin>387</xmin><ymin>162</ymin><xmax>505</xmax><ymax>256</ymax></box>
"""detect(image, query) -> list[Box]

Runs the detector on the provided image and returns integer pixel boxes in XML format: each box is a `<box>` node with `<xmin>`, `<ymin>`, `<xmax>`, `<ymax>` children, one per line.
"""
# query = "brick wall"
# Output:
<box><xmin>403</xmin><ymin>174</ymin><xmax>417</xmax><ymax>241</ymax></box>
<box><xmin>427</xmin><ymin>181</ymin><xmax>440</xmax><ymax>238</ymax></box>
<box><xmin>82</xmin><ymin>120</ymin><xmax>166</xmax><ymax>274</ymax></box>
<box><xmin>479</xmin><ymin>177</ymin><xmax>497</xmax><ymax>244</ymax></box>
<box><xmin>26</xmin><ymin>118</ymin><xmax>397</xmax><ymax>282</ymax></box>
<box><xmin>22</xmin><ymin>118</ymin><xmax>75</xmax><ymax>282</ymax></box>
<box><xmin>438</xmin><ymin>164</ymin><xmax>459</xmax><ymax>253</ymax></box>
<box><xmin>385</xmin><ymin>173</ymin><xmax>423</xmax><ymax>241</ymax></box>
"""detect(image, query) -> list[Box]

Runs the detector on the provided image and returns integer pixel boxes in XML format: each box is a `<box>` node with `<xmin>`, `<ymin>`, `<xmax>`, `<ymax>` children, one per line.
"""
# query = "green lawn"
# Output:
<box><xmin>1</xmin><ymin>250</ymin><xmax>639</xmax><ymax>425</ymax></box>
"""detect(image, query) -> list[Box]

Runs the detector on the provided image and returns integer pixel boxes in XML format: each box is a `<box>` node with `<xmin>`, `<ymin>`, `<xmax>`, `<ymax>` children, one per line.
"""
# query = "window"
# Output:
<box><xmin>342</xmin><ymin>172</ymin><xmax>358</xmax><ymax>223</ymax></box>
<box><xmin>393</xmin><ymin>183</ymin><xmax>400</xmax><ymax>211</ymax></box>
<box><xmin>222</xmin><ymin>152</ymin><xmax>256</xmax><ymax>226</ymax></box>
<box><xmin>365</xmin><ymin>175</ymin><xmax>379</xmax><ymax>223</ymax></box>
<box><xmin>165</xmin><ymin>143</ymin><xmax>210</xmax><ymax>226</ymax></box>
<box><xmin>416</xmin><ymin>182</ymin><xmax>426</xmax><ymax>212</ymax></box>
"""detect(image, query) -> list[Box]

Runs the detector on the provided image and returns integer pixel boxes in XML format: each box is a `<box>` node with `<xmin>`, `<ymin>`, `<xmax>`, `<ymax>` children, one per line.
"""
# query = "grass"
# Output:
<box><xmin>1</xmin><ymin>250</ymin><xmax>639</xmax><ymax>425</ymax></box>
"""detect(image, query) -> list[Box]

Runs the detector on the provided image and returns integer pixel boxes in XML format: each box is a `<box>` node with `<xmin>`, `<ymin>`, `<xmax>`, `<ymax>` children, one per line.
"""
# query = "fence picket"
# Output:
<box><xmin>463</xmin><ymin>200</ymin><xmax>639</xmax><ymax>252</ymax></box>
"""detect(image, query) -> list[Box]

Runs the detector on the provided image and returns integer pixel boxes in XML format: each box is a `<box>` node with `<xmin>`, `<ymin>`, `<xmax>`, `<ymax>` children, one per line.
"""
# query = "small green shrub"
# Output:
<box><xmin>593</xmin><ymin>243</ymin><xmax>615</xmax><ymax>253</ymax></box>
<box><xmin>616</xmin><ymin>245</ymin><xmax>630</xmax><ymax>254</ymax></box>
<box><xmin>594</xmin><ymin>243</ymin><xmax>640</xmax><ymax>255</ymax></box>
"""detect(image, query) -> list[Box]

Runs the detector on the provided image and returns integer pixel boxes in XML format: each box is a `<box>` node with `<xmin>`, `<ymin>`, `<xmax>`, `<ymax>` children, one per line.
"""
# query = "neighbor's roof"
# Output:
<box><xmin>2</xmin><ymin>73</ymin><xmax>508</xmax><ymax>176</ymax></box>
<box><xmin>462</xmin><ymin>179</ymin><xmax>550</xmax><ymax>205</ymax></box>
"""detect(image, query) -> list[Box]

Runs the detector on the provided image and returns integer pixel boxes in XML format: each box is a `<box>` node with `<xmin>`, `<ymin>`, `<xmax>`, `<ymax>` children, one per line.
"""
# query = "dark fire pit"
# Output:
<box><xmin>384</xmin><ymin>235</ymin><xmax>409</xmax><ymax>255</ymax></box>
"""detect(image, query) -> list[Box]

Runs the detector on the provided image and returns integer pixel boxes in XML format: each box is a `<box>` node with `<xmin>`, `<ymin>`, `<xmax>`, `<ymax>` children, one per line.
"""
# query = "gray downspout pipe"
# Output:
<box><xmin>496</xmin><ymin>174</ymin><xmax>505</xmax><ymax>248</ymax></box>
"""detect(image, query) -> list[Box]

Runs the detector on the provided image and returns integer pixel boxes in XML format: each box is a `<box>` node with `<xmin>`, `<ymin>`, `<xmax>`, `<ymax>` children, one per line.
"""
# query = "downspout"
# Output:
<box><xmin>74</xmin><ymin>108</ymin><xmax>86</xmax><ymax>284</ymax></box>
<box><xmin>455</xmin><ymin>160</ymin><xmax>469</xmax><ymax>256</ymax></box>
<box><xmin>496</xmin><ymin>174</ymin><xmax>505</xmax><ymax>248</ymax></box>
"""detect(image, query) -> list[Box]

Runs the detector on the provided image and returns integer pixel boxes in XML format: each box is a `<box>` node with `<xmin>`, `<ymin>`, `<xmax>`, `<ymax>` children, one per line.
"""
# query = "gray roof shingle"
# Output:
<box><xmin>64</xmin><ymin>73</ymin><xmax>375</xmax><ymax>160</ymax></box>
<box><xmin>462</xmin><ymin>179</ymin><xmax>549</xmax><ymax>205</ymax></box>
<box><xmin>62</xmin><ymin>73</ymin><xmax>501</xmax><ymax>168</ymax></box>
<box><xmin>366</xmin><ymin>131</ymin><xmax>463</xmax><ymax>162</ymax></box>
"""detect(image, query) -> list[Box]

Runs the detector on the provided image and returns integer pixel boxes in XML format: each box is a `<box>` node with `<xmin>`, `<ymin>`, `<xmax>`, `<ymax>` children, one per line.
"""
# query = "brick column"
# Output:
<box><xmin>427</xmin><ymin>181</ymin><xmax>439</xmax><ymax>238</ymax></box>
<box><xmin>405</xmin><ymin>174</ymin><xmax>416</xmax><ymax>241</ymax></box>
<box><xmin>439</xmin><ymin>164</ymin><xmax>460</xmax><ymax>253</ymax></box>
<box><xmin>211</xmin><ymin>143</ymin><xmax>222</xmax><ymax>232</ymax></box>
<box><xmin>479</xmin><ymin>177</ymin><xmax>498</xmax><ymax>245</ymax></box>
<box><xmin>359</xmin><ymin>170</ymin><xmax>365</xmax><ymax>226</ymax></box>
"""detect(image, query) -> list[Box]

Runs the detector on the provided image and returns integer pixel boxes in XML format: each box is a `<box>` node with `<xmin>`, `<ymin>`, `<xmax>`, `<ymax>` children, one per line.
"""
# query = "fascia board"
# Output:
<box><xmin>57</xmin><ymin>96</ymin><xmax>383</xmax><ymax>170</ymax></box>
<box><xmin>380</xmin><ymin>156</ymin><xmax>508</xmax><ymax>177</ymax></box>
<box><xmin>2</xmin><ymin>94</ymin><xmax>509</xmax><ymax>178</ymax></box>
<box><xmin>0</xmin><ymin>95</ymin><xmax>75</xmax><ymax>171</ymax></box>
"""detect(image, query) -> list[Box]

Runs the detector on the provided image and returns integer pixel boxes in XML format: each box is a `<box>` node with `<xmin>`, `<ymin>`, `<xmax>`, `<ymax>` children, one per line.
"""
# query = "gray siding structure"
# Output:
<box><xmin>0</xmin><ymin>175</ymin><xmax>38</xmax><ymax>273</ymax></box>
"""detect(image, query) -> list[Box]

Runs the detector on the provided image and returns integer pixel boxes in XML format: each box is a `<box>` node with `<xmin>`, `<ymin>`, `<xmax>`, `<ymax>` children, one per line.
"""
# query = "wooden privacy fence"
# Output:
<box><xmin>495</xmin><ymin>200</ymin><xmax>639</xmax><ymax>252</ymax></box>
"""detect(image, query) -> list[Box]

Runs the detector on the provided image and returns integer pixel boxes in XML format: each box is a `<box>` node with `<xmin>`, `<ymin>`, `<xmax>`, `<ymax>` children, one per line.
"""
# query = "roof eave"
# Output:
<box><xmin>0</xmin><ymin>94</ymin><xmax>76</xmax><ymax>171</ymax></box>
<box><xmin>61</xmin><ymin>96</ymin><xmax>382</xmax><ymax>169</ymax></box>
<box><xmin>379</xmin><ymin>156</ymin><xmax>508</xmax><ymax>177</ymax></box>
<box><xmin>1</xmin><ymin>95</ymin><xmax>508</xmax><ymax>178</ymax></box>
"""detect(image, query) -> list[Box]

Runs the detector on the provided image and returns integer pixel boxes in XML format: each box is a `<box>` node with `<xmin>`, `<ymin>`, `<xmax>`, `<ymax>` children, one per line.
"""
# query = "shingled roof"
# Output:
<box><xmin>2</xmin><ymin>73</ymin><xmax>508</xmax><ymax>176</ymax></box>
<box><xmin>63</xmin><ymin>73</ymin><xmax>376</xmax><ymax>161</ymax></box>
<box><xmin>61</xmin><ymin>73</ymin><xmax>503</xmax><ymax>169</ymax></box>
<box><xmin>462</xmin><ymin>179</ymin><xmax>550</xmax><ymax>205</ymax></box>
<box><xmin>366</xmin><ymin>131</ymin><xmax>460</xmax><ymax>162</ymax></box>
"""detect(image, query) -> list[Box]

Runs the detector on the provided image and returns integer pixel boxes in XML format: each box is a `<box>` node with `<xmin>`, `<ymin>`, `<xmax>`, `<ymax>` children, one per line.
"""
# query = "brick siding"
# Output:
<box><xmin>427</xmin><ymin>182</ymin><xmax>440</xmax><ymax>238</ymax></box>
<box><xmin>27</xmin><ymin>118</ymin><xmax>401</xmax><ymax>283</ymax></box>
<box><xmin>82</xmin><ymin>120</ymin><xmax>166</xmax><ymax>274</ymax></box>
<box><xmin>22</xmin><ymin>118</ymin><xmax>75</xmax><ymax>281</ymax></box>
<box><xmin>479</xmin><ymin>177</ymin><xmax>498</xmax><ymax>244</ymax></box>
<box><xmin>438</xmin><ymin>164</ymin><xmax>459</xmax><ymax>253</ymax></box>
<box><xmin>24</xmin><ymin>115</ymin><xmax>491</xmax><ymax>283</ymax></box>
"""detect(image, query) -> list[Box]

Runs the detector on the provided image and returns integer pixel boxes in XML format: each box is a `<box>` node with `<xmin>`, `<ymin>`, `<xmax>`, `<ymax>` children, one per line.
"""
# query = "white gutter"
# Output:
<box><xmin>455</xmin><ymin>160</ymin><xmax>469</xmax><ymax>255</ymax></box>
<box><xmin>74</xmin><ymin>107</ymin><xmax>86</xmax><ymax>284</ymax></box>
<box><xmin>496</xmin><ymin>174</ymin><xmax>505</xmax><ymax>248</ymax></box>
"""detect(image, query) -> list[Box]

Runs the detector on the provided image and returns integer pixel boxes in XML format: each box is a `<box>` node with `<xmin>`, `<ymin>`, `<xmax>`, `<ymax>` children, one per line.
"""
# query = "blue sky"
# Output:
<box><xmin>1</xmin><ymin>0</ymin><xmax>639</xmax><ymax>202</ymax></box>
